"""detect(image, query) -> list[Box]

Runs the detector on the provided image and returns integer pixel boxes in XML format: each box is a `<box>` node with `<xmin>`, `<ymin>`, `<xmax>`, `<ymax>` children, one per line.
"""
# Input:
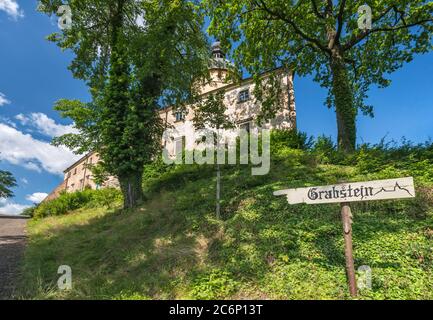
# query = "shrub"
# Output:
<box><xmin>312</xmin><ymin>135</ymin><xmax>340</xmax><ymax>164</ymax></box>
<box><xmin>90</xmin><ymin>188</ymin><xmax>123</xmax><ymax>208</ymax></box>
<box><xmin>33</xmin><ymin>188</ymin><xmax>122</xmax><ymax>219</ymax></box>
<box><xmin>354</xmin><ymin>139</ymin><xmax>433</xmax><ymax>178</ymax></box>
<box><xmin>408</xmin><ymin>186</ymin><xmax>433</xmax><ymax>219</ymax></box>
<box><xmin>270</xmin><ymin>129</ymin><xmax>313</xmax><ymax>152</ymax></box>
<box><xmin>21</xmin><ymin>206</ymin><xmax>36</xmax><ymax>217</ymax></box>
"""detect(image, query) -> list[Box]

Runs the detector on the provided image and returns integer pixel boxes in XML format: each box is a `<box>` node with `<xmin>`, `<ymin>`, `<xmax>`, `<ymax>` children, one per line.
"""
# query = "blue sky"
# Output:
<box><xmin>0</xmin><ymin>1</ymin><xmax>432</xmax><ymax>214</ymax></box>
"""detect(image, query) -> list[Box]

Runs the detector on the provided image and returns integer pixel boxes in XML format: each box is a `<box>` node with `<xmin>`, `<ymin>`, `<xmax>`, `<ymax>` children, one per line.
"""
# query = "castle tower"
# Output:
<box><xmin>199</xmin><ymin>41</ymin><xmax>234</xmax><ymax>94</ymax></box>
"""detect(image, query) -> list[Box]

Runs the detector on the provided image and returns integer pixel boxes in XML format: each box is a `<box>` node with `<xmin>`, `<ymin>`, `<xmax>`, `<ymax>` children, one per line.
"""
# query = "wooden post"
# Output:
<box><xmin>216</xmin><ymin>163</ymin><xmax>221</xmax><ymax>219</ymax></box>
<box><xmin>274</xmin><ymin>178</ymin><xmax>416</xmax><ymax>298</ymax></box>
<box><xmin>340</xmin><ymin>202</ymin><xmax>357</xmax><ymax>297</ymax></box>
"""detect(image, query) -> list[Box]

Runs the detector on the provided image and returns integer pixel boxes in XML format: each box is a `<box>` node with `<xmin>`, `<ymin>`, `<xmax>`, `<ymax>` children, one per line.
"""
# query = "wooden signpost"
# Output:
<box><xmin>273</xmin><ymin>177</ymin><xmax>416</xmax><ymax>297</ymax></box>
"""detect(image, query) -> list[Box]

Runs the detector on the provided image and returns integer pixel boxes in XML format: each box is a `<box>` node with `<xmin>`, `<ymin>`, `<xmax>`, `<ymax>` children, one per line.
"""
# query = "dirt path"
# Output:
<box><xmin>0</xmin><ymin>215</ymin><xmax>28</xmax><ymax>300</ymax></box>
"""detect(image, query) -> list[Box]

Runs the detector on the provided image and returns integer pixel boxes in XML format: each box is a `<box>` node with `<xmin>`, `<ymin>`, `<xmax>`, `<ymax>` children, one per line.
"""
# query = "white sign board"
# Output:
<box><xmin>274</xmin><ymin>177</ymin><xmax>415</xmax><ymax>205</ymax></box>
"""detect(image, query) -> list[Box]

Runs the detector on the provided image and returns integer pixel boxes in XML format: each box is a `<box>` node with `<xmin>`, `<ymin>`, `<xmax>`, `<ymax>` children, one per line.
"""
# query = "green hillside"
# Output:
<box><xmin>18</xmin><ymin>135</ymin><xmax>433</xmax><ymax>299</ymax></box>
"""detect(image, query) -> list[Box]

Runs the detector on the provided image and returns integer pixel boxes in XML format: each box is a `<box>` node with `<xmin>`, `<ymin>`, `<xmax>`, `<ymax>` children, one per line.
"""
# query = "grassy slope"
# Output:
<box><xmin>19</xmin><ymin>148</ymin><xmax>433</xmax><ymax>300</ymax></box>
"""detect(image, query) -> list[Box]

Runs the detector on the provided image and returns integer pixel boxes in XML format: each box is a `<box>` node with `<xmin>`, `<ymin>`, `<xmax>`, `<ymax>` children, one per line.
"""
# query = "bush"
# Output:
<box><xmin>270</xmin><ymin>129</ymin><xmax>314</xmax><ymax>152</ymax></box>
<box><xmin>21</xmin><ymin>206</ymin><xmax>36</xmax><ymax>217</ymax></box>
<box><xmin>33</xmin><ymin>188</ymin><xmax>122</xmax><ymax>219</ymax></box>
<box><xmin>312</xmin><ymin>135</ymin><xmax>341</xmax><ymax>164</ymax></box>
<box><xmin>90</xmin><ymin>188</ymin><xmax>123</xmax><ymax>208</ymax></box>
<box><xmin>408</xmin><ymin>186</ymin><xmax>433</xmax><ymax>219</ymax></box>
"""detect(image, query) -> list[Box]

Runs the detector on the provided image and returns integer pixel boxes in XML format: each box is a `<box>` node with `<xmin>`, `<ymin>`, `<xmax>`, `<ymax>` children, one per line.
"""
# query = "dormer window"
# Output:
<box><xmin>238</xmin><ymin>90</ymin><xmax>250</xmax><ymax>103</ymax></box>
<box><xmin>174</xmin><ymin>111</ymin><xmax>186</xmax><ymax>122</ymax></box>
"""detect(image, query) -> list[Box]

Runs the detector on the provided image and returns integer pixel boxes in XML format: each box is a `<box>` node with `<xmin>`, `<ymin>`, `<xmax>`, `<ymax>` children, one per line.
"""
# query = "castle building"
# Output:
<box><xmin>43</xmin><ymin>42</ymin><xmax>296</xmax><ymax>202</ymax></box>
<box><xmin>160</xmin><ymin>41</ymin><xmax>296</xmax><ymax>158</ymax></box>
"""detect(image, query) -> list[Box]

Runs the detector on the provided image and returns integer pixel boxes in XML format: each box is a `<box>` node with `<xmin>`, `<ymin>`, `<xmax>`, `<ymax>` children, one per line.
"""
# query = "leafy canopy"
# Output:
<box><xmin>0</xmin><ymin>168</ymin><xmax>17</xmax><ymax>199</ymax></box>
<box><xmin>39</xmin><ymin>0</ymin><xmax>210</xmax><ymax>155</ymax></box>
<box><xmin>205</xmin><ymin>0</ymin><xmax>433</xmax><ymax>117</ymax></box>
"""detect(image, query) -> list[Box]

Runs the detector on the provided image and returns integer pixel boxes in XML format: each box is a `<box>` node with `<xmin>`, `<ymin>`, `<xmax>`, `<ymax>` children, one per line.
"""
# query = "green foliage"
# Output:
<box><xmin>40</xmin><ymin>0</ymin><xmax>210</xmax><ymax>208</ymax></box>
<box><xmin>0</xmin><ymin>167</ymin><xmax>17</xmax><ymax>198</ymax></box>
<box><xmin>91</xmin><ymin>188</ymin><xmax>124</xmax><ymax>209</ymax></box>
<box><xmin>408</xmin><ymin>186</ymin><xmax>433</xmax><ymax>219</ymax></box>
<box><xmin>21</xmin><ymin>206</ymin><xmax>36</xmax><ymax>218</ymax></box>
<box><xmin>17</xmin><ymin>142</ymin><xmax>433</xmax><ymax>300</ymax></box>
<box><xmin>352</xmin><ymin>140</ymin><xmax>433</xmax><ymax>182</ymax></box>
<box><xmin>190</xmin><ymin>269</ymin><xmax>239</xmax><ymax>299</ymax></box>
<box><xmin>87</xmin><ymin>162</ymin><xmax>111</xmax><ymax>187</ymax></box>
<box><xmin>33</xmin><ymin>188</ymin><xmax>122</xmax><ymax>219</ymax></box>
<box><xmin>193</xmin><ymin>90</ymin><xmax>235</xmax><ymax>131</ymax></box>
<box><xmin>192</xmin><ymin>89</ymin><xmax>237</xmax><ymax>218</ymax></box>
<box><xmin>205</xmin><ymin>0</ymin><xmax>433</xmax><ymax>151</ymax></box>
<box><xmin>142</xmin><ymin>156</ymin><xmax>175</xmax><ymax>192</ymax></box>
<box><xmin>270</xmin><ymin>130</ymin><xmax>314</xmax><ymax>152</ymax></box>
<box><xmin>312</xmin><ymin>135</ymin><xmax>341</xmax><ymax>164</ymax></box>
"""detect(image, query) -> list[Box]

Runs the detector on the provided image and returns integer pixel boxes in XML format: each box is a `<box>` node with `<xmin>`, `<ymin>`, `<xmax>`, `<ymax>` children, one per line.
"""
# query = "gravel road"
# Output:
<box><xmin>0</xmin><ymin>215</ymin><xmax>28</xmax><ymax>300</ymax></box>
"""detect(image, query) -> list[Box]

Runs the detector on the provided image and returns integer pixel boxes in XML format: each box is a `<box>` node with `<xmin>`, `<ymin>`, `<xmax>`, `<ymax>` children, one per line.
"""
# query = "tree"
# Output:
<box><xmin>0</xmin><ymin>167</ymin><xmax>16</xmax><ymax>199</ymax></box>
<box><xmin>193</xmin><ymin>90</ymin><xmax>235</xmax><ymax>218</ymax></box>
<box><xmin>205</xmin><ymin>0</ymin><xmax>433</xmax><ymax>152</ymax></box>
<box><xmin>39</xmin><ymin>0</ymin><xmax>209</xmax><ymax>208</ymax></box>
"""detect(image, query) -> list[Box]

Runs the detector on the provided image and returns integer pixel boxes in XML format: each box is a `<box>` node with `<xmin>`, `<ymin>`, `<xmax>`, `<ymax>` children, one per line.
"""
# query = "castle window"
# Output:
<box><xmin>73</xmin><ymin>168</ymin><xmax>77</xmax><ymax>175</ymax></box>
<box><xmin>174</xmin><ymin>111</ymin><xmax>186</xmax><ymax>122</ymax></box>
<box><xmin>238</xmin><ymin>90</ymin><xmax>250</xmax><ymax>103</ymax></box>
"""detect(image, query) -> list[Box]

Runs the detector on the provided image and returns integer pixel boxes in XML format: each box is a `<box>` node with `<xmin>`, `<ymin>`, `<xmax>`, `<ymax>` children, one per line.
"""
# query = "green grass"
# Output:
<box><xmin>17</xmin><ymin>145</ymin><xmax>433</xmax><ymax>300</ymax></box>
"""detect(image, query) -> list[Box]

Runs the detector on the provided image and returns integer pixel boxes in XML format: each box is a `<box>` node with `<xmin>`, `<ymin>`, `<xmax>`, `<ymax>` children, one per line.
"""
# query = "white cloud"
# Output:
<box><xmin>0</xmin><ymin>92</ymin><xmax>11</xmax><ymax>106</ymax></box>
<box><xmin>0</xmin><ymin>199</ymin><xmax>30</xmax><ymax>215</ymax></box>
<box><xmin>26</xmin><ymin>192</ymin><xmax>48</xmax><ymax>204</ymax></box>
<box><xmin>0</xmin><ymin>0</ymin><xmax>24</xmax><ymax>20</ymax></box>
<box><xmin>14</xmin><ymin>113</ymin><xmax>26</xmax><ymax>123</ymax></box>
<box><xmin>21</xmin><ymin>177</ymin><xmax>28</xmax><ymax>184</ymax></box>
<box><xmin>15</xmin><ymin>113</ymin><xmax>79</xmax><ymax>138</ymax></box>
<box><xmin>22</xmin><ymin>161</ymin><xmax>42</xmax><ymax>173</ymax></box>
<box><xmin>0</xmin><ymin>123</ymin><xmax>82</xmax><ymax>175</ymax></box>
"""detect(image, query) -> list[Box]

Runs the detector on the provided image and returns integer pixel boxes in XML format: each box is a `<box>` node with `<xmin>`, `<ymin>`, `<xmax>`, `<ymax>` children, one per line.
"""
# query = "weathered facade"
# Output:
<box><xmin>44</xmin><ymin>42</ymin><xmax>296</xmax><ymax>202</ymax></box>
<box><xmin>63</xmin><ymin>152</ymin><xmax>99</xmax><ymax>193</ymax></box>
<box><xmin>160</xmin><ymin>41</ymin><xmax>296</xmax><ymax>158</ymax></box>
<box><xmin>43</xmin><ymin>152</ymin><xmax>119</xmax><ymax>202</ymax></box>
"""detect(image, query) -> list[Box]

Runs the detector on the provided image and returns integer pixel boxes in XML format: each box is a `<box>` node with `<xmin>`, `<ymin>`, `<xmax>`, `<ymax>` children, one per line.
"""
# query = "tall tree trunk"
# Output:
<box><xmin>330</xmin><ymin>55</ymin><xmax>357</xmax><ymax>153</ymax></box>
<box><xmin>119</xmin><ymin>172</ymin><xmax>144</xmax><ymax>209</ymax></box>
<box><xmin>108</xmin><ymin>0</ymin><xmax>145</xmax><ymax>210</ymax></box>
<box><xmin>216</xmin><ymin>163</ymin><xmax>221</xmax><ymax>219</ymax></box>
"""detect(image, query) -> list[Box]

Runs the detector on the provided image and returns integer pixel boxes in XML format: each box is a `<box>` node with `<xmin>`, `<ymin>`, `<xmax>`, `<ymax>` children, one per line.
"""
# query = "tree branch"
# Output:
<box><xmin>334</xmin><ymin>0</ymin><xmax>347</xmax><ymax>45</ymax></box>
<box><xmin>325</xmin><ymin>0</ymin><xmax>333</xmax><ymax>17</ymax></box>
<box><xmin>341</xmin><ymin>5</ymin><xmax>433</xmax><ymax>51</ymax></box>
<box><xmin>310</xmin><ymin>0</ymin><xmax>325</xmax><ymax>19</ymax></box>
<box><xmin>343</xmin><ymin>17</ymin><xmax>433</xmax><ymax>51</ymax></box>
<box><xmin>255</xmin><ymin>0</ymin><xmax>331</xmax><ymax>54</ymax></box>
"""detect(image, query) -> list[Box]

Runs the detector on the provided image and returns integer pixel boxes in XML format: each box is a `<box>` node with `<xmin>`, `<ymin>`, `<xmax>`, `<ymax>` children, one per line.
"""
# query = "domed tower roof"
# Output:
<box><xmin>209</xmin><ymin>41</ymin><xmax>233</xmax><ymax>70</ymax></box>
